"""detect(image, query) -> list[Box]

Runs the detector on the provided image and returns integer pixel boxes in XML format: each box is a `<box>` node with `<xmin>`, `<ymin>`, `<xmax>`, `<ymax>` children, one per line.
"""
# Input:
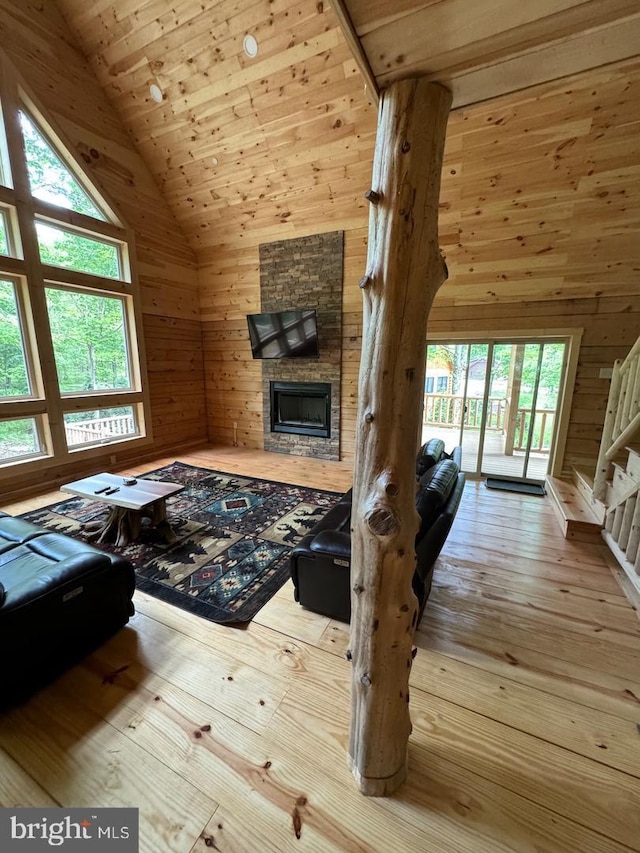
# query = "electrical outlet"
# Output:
<box><xmin>110</xmin><ymin>454</ymin><xmax>116</xmax><ymax>465</ymax></box>
<box><xmin>599</xmin><ymin>367</ymin><xmax>613</xmax><ymax>379</ymax></box>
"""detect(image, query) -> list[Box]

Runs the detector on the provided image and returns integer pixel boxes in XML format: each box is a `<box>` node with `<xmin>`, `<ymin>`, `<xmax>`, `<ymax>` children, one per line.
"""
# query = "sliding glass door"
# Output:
<box><xmin>424</xmin><ymin>338</ymin><xmax>567</xmax><ymax>482</ymax></box>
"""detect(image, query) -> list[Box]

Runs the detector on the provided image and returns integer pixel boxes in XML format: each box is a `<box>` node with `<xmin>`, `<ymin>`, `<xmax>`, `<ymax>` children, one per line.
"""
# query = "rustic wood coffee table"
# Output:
<box><xmin>61</xmin><ymin>472</ymin><xmax>184</xmax><ymax>547</ymax></box>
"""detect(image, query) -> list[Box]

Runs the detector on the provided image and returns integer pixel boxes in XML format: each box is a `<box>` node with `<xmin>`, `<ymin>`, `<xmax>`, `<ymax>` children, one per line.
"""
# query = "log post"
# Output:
<box><xmin>349</xmin><ymin>78</ymin><xmax>452</xmax><ymax>796</ymax></box>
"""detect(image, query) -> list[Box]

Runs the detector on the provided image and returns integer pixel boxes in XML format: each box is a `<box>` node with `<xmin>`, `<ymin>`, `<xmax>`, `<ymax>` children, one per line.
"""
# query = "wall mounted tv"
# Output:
<box><xmin>247</xmin><ymin>309</ymin><xmax>320</xmax><ymax>359</ymax></box>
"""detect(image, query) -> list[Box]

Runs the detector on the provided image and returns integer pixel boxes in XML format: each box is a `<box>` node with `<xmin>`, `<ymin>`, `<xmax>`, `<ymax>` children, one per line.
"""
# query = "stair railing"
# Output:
<box><xmin>593</xmin><ymin>335</ymin><xmax>640</xmax><ymax>501</ymax></box>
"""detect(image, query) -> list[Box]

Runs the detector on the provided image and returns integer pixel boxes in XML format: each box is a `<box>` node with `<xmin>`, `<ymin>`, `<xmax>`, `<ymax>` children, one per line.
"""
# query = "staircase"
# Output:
<box><xmin>545</xmin><ymin>335</ymin><xmax>640</xmax><ymax>593</ymax></box>
<box><xmin>593</xmin><ymin>337</ymin><xmax>640</xmax><ymax>593</ymax></box>
<box><xmin>545</xmin><ymin>473</ymin><xmax>603</xmax><ymax>543</ymax></box>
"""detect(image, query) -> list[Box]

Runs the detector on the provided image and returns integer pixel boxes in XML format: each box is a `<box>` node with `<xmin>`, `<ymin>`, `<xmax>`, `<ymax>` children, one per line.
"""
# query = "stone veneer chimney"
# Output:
<box><xmin>258</xmin><ymin>231</ymin><xmax>343</xmax><ymax>461</ymax></box>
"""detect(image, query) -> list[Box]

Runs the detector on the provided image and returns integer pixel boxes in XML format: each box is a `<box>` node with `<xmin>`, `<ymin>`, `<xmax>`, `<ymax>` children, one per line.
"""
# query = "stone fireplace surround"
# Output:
<box><xmin>259</xmin><ymin>231</ymin><xmax>343</xmax><ymax>461</ymax></box>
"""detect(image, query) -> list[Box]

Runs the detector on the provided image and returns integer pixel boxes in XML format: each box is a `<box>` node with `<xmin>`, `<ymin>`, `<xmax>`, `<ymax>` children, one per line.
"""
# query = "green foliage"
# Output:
<box><xmin>46</xmin><ymin>289</ymin><xmax>130</xmax><ymax>393</ymax></box>
<box><xmin>0</xmin><ymin>280</ymin><xmax>30</xmax><ymax>397</ymax></box>
<box><xmin>0</xmin><ymin>212</ymin><xmax>8</xmax><ymax>255</ymax></box>
<box><xmin>36</xmin><ymin>223</ymin><xmax>120</xmax><ymax>279</ymax></box>
<box><xmin>19</xmin><ymin>111</ymin><xmax>104</xmax><ymax>220</ymax></box>
<box><xmin>0</xmin><ymin>417</ymin><xmax>39</xmax><ymax>460</ymax></box>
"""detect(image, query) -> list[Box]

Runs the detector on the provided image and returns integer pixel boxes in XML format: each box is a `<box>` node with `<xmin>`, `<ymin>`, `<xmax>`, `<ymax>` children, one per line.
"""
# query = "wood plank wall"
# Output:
<box><xmin>0</xmin><ymin>1</ymin><xmax>207</xmax><ymax>498</ymax></box>
<box><xmin>203</xmin><ymin>58</ymin><xmax>640</xmax><ymax>474</ymax></box>
<box><xmin>4</xmin><ymin>0</ymin><xmax>638</xmax><ymax>486</ymax></box>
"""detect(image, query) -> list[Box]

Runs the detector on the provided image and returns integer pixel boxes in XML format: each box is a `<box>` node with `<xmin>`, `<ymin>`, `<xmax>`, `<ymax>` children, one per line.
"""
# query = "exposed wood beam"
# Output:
<box><xmin>328</xmin><ymin>0</ymin><xmax>380</xmax><ymax>105</ymax></box>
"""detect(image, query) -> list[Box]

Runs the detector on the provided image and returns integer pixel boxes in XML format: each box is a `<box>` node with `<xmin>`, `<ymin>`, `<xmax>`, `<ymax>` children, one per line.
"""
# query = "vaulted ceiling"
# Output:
<box><xmin>56</xmin><ymin>0</ymin><xmax>640</xmax><ymax>258</ymax></box>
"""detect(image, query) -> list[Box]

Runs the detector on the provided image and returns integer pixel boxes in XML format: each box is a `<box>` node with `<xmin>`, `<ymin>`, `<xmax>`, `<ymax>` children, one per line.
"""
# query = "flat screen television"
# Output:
<box><xmin>247</xmin><ymin>309</ymin><xmax>320</xmax><ymax>359</ymax></box>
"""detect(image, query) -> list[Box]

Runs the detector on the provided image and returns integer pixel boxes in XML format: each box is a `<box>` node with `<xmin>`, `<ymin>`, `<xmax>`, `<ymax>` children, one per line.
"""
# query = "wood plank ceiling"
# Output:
<box><xmin>337</xmin><ymin>0</ymin><xmax>640</xmax><ymax>107</ymax></box>
<box><xmin>56</xmin><ymin>0</ymin><xmax>378</xmax><ymax>257</ymax></box>
<box><xmin>55</xmin><ymin>0</ymin><xmax>640</xmax><ymax>260</ymax></box>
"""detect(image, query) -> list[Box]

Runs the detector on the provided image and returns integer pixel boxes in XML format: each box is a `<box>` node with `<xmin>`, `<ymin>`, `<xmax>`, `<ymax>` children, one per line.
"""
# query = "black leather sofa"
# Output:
<box><xmin>290</xmin><ymin>439</ymin><xmax>465</xmax><ymax>623</ymax></box>
<box><xmin>0</xmin><ymin>511</ymin><xmax>135</xmax><ymax>705</ymax></box>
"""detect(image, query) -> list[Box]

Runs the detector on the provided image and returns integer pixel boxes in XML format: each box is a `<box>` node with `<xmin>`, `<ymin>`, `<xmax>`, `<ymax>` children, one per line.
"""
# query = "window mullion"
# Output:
<box><xmin>0</xmin><ymin>59</ymin><xmax>65</xmax><ymax>458</ymax></box>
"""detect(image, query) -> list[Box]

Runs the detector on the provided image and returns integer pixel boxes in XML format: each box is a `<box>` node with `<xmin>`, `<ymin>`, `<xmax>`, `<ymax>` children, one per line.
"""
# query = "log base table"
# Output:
<box><xmin>61</xmin><ymin>473</ymin><xmax>184</xmax><ymax>548</ymax></box>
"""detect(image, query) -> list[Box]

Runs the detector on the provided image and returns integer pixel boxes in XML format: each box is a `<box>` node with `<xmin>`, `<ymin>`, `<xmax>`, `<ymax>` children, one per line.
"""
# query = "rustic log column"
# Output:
<box><xmin>349</xmin><ymin>78</ymin><xmax>452</xmax><ymax>796</ymax></box>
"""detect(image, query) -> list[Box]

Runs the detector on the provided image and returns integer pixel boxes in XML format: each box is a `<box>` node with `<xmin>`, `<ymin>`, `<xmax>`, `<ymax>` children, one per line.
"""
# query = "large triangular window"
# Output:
<box><xmin>19</xmin><ymin>110</ymin><xmax>106</xmax><ymax>220</ymax></box>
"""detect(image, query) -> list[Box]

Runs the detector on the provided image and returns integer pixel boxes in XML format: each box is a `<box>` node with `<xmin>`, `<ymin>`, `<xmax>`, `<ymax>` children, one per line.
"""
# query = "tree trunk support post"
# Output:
<box><xmin>349</xmin><ymin>78</ymin><xmax>452</xmax><ymax>796</ymax></box>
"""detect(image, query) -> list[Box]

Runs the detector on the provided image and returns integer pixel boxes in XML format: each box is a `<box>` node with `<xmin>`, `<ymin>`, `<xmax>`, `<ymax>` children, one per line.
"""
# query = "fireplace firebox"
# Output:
<box><xmin>270</xmin><ymin>381</ymin><xmax>331</xmax><ymax>438</ymax></box>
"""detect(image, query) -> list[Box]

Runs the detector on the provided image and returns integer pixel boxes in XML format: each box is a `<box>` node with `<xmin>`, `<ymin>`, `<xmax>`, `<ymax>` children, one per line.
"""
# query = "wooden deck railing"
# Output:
<box><xmin>593</xmin><ymin>336</ymin><xmax>640</xmax><ymax>501</ymax></box>
<box><xmin>423</xmin><ymin>395</ymin><xmax>555</xmax><ymax>453</ymax></box>
<box><xmin>423</xmin><ymin>395</ymin><xmax>506</xmax><ymax>430</ymax></box>
<box><xmin>65</xmin><ymin>414</ymin><xmax>135</xmax><ymax>446</ymax></box>
<box><xmin>512</xmin><ymin>408</ymin><xmax>555</xmax><ymax>453</ymax></box>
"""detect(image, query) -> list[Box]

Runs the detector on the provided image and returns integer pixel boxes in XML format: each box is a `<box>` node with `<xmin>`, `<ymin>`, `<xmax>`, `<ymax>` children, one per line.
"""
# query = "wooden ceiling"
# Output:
<box><xmin>55</xmin><ymin>0</ymin><xmax>640</xmax><ymax>258</ymax></box>
<box><xmin>56</xmin><ymin>0</ymin><xmax>378</xmax><ymax>256</ymax></box>
<box><xmin>336</xmin><ymin>0</ymin><xmax>640</xmax><ymax>107</ymax></box>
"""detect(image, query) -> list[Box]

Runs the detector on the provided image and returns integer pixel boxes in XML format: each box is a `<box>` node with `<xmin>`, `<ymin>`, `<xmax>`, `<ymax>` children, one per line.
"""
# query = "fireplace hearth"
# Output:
<box><xmin>270</xmin><ymin>381</ymin><xmax>331</xmax><ymax>438</ymax></box>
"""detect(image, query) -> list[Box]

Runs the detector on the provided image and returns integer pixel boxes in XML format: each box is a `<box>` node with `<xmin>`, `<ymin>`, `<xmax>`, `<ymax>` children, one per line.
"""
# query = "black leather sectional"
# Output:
<box><xmin>0</xmin><ymin>512</ymin><xmax>135</xmax><ymax>705</ymax></box>
<box><xmin>289</xmin><ymin>439</ymin><xmax>465</xmax><ymax>623</ymax></box>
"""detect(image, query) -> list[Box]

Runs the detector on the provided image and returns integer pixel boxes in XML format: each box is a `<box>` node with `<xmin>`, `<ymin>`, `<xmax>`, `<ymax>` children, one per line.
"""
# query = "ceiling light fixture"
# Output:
<box><xmin>149</xmin><ymin>84</ymin><xmax>163</xmax><ymax>103</ymax></box>
<box><xmin>211</xmin><ymin>157</ymin><xmax>219</xmax><ymax>166</ymax></box>
<box><xmin>243</xmin><ymin>34</ymin><xmax>258</xmax><ymax>58</ymax></box>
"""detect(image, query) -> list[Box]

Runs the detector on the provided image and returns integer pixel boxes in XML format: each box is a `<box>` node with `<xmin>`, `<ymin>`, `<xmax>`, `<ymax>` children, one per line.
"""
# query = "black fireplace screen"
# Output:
<box><xmin>270</xmin><ymin>381</ymin><xmax>331</xmax><ymax>438</ymax></box>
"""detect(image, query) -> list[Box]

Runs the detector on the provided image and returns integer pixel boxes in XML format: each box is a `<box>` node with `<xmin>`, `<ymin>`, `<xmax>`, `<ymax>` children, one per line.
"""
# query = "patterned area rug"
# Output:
<box><xmin>20</xmin><ymin>462</ymin><xmax>343</xmax><ymax>625</ymax></box>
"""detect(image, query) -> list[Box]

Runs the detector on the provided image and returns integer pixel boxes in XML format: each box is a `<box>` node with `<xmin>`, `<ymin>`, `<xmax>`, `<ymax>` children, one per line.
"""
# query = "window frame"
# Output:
<box><xmin>0</xmin><ymin>272</ymin><xmax>39</xmax><ymax>401</ymax></box>
<box><xmin>0</xmin><ymin>202</ymin><xmax>22</xmax><ymax>258</ymax></box>
<box><xmin>0</xmin><ymin>413</ymin><xmax>48</xmax><ymax>463</ymax></box>
<box><xmin>35</xmin><ymin>215</ymin><xmax>127</xmax><ymax>281</ymax></box>
<box><xmin>0</xmin><ymin>69</ymin><xmax>153</xmax><ymax>479</ymax></box>
<box><xmin>45</xmin><ymin>282</ymin><xmax>135</xmax><ymax>397</ymax></box>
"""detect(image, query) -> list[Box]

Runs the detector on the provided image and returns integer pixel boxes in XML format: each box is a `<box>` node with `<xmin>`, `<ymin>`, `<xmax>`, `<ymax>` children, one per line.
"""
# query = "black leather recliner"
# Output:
<box><xmin>290</xmin><ymin>439</ymin><xmax>465</xmax><ymax>623</ymax></box>
<box><xmin>0</xmin><ymin>511</ymin><xmax>135</xmax><ymax>705</ymax></box>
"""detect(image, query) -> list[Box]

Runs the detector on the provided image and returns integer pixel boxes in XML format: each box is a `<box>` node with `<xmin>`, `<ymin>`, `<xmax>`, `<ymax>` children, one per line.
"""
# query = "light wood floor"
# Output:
<box><xmin>1</xmin><ymin>445</ymin><xmax>639</xmax><ymax>852</ymax></box>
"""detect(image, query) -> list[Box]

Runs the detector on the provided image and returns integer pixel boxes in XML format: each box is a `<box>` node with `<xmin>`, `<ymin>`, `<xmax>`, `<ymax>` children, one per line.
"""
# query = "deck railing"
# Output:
<box><xmin>423</xmin><ymin>394</ymin><xmax>555</xmax><ymax>453</ymax></box>
<box><xmin>512</xmin><ymin>408</ymin><xmax>556</xmax><ymax>453</ymax></box>
<box><xmin>423</xmin><ymin>395</ymin><xmax>506</xmax><ymax>430</ymax></box>
<box><xmin>64</xmin><ymin>414</ymin><xmax>135</xmax><ymax>446</ymax></box>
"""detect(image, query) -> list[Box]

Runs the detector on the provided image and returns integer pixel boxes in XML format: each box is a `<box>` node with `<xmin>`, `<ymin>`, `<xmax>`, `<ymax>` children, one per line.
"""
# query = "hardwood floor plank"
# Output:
<box><xmin>133</xmin><ymin>591</ymin><xmax>343</xmax><ymax>696</ymax></box>
<box><xmin>413</xmin><ymin>651</ymin><xmax>640</xmax><ymax>776</ymax></box>
<box><xmin>443</xmin><ymin>537</ymin><xmax>617</xmax><ymax>577</ymax></box>
<box><xmin>1</xmin><ymin>446</ymin><xmax>638</xmax><ymax>852</ymax></box>
<box><xmin>0</xmin><ymin>752</ymin><xmax>59</xmax><ymax>808</ymax></box>
<box><xmin>447</xmin><ymin>517</ymin><xmax>608</xmax><ymax>560</ymax></box>
<box><xmin>430</xmin><ymin>585</ymin><xmax>640</xmax><ymax>649</ymax></box>
<box><xmin>417</xmin><ymin>622</ymin><xmax>640</xmax><ymax>723</ymax></box>
<box><xmin>426</xmin><ymin>599</ymin><xmax>640</xmax><ymax>680</ymax></box>
<box><xmin>119</xmin><ymin>613</ymin><xmax>289</xmax><ymax>733</ymax></box>
<box><xmin>432</xmin><ymin>572</ymin><xmax>640</xmax><ymax>633</ymax></box>
<box><xmin>318</xmin><ymin>617</ymin><xmax>640</xmax><ymax>723</ymax></box>
<box><xmin>252</xmin><ymin>588</ymin><xmax>332</xmax><ymax>645</ymax></box>
<box><xmin>409</xmin><ymin>690</ymin><xmax>640</xmax><ymax>850</ymax></box>
<box><xmin>0</xmin><ymin>689</ymin><xmax>217</xmax><ymax>853</ymax></box>
<box><xmin>434</xmin><ymin>543</ymin><xmax>629</xmax><ymax>606</ymax></box>
<box><xmin>58</xmin><ymin>637</ymin><xmax>473</xmax><ymax>853</ymax></box>
<box><xmin>267</xmin><ymin>683</ymin><xmax>638</xmax><ymax>853</ymax></box>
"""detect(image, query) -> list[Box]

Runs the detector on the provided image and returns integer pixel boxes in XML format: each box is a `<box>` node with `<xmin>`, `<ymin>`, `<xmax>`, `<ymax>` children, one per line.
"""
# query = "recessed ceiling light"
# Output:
<box><xmin>149</xmin><ymin>84</ymin><xmax>163</xmax><ymax>103</ymax></box>
<box><xmin>211</xmin><ymin>156</ymin><xmax>219</xmax><ymax>166</ymax></box>
<box><xmin>243</xmin><ymin>34</ymin><xmax>258</xmax><ymax>58</ymax></box>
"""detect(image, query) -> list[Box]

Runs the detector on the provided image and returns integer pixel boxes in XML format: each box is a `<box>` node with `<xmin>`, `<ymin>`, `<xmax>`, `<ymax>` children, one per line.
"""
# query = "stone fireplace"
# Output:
<box><xmin>259</xmin><ymin>231</ymin><xmax>343</xmax><ymax>461</ymax></box>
